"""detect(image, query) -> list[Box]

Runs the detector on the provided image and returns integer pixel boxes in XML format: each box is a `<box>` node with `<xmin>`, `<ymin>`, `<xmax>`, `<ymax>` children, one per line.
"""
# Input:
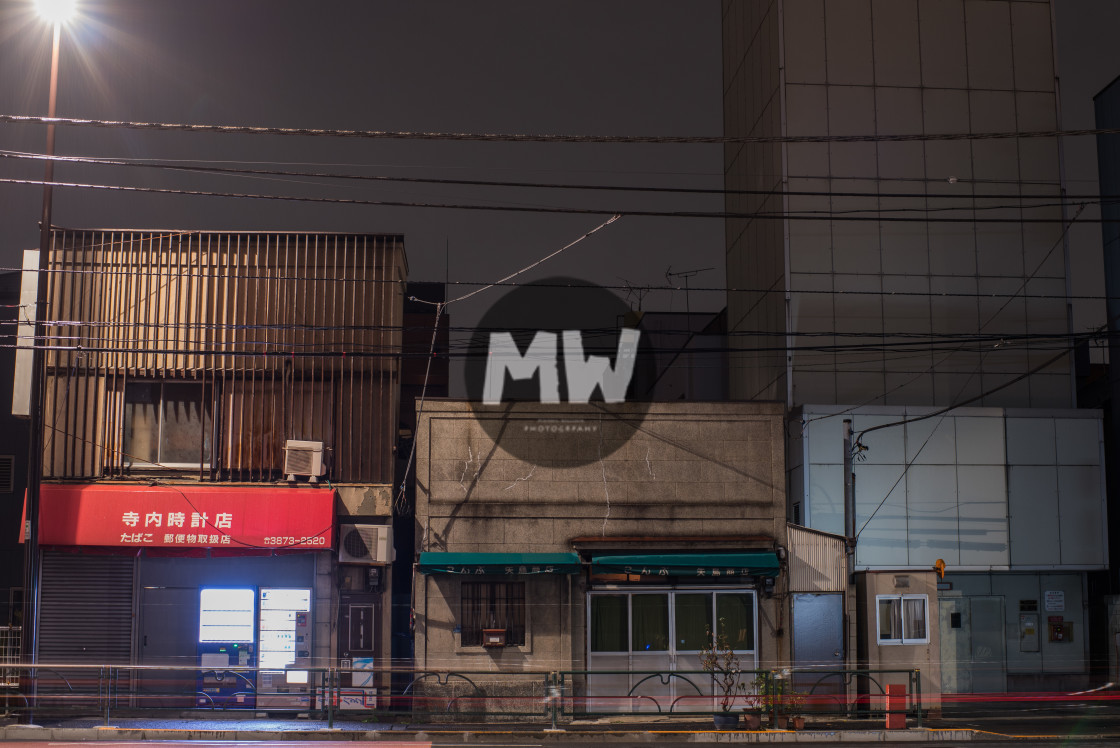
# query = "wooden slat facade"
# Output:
<box><xmin>41</xmin><ymin>230</ymin><xmax>405</xmax><ymax>483</ymax></box>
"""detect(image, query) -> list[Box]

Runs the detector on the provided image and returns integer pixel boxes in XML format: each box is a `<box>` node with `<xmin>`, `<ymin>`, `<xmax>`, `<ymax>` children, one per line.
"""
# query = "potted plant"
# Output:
<box><xmin>699</xmin><ymin>618</ymin><xmax>749</xmax><ymax>729</ymax></box>
<box><xmin>751</xmin><ymin>672</ymin><xmax>807</xmax><ymax>729</ymax></box>
<box><xmin>783</xmin><ymin>680</ymin><xmax>807</xmax><ymax>730</ymax></box>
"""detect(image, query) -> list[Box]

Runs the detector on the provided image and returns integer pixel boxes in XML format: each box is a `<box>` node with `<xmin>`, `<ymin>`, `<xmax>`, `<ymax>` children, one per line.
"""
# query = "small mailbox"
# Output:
<box><xmin>482</xmin><ymin>628</ymin><xmax>507</xmax><ymax>647</ymax></box>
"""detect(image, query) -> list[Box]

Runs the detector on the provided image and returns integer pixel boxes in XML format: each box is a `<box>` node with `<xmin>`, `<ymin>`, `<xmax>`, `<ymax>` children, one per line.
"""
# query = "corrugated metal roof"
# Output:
<box><xmin>787</xmin><ymin>524</ymin><xmax>846</xmax><ymax>592</ymax></box>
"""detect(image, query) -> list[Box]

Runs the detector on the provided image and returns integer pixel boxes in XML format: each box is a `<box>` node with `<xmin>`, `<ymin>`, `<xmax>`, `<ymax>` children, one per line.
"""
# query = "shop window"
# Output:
<box><xmin>675</xmin><ymin>593</ymin><xmax>712</xmax><ymax>650</ymax></box>
<box><xmin>587</xmin><ymin>589</ymin><xmax>757</xmax><ymax>660</ymax></box>
<box><xmin>123</xmin><ymin>381</ymin><xmax>211</xmax><ymax>468</ymax></box>
<box><xmin>460</xmin><ymin>581</ymin><xmax>525</xmax><ymax>647</ymax></box>
<box><xmin>632</xmin><ymin>593</ymin><xmax>669</xmax><ymax>651</ymax></box>
<box><xmin>590</xmin><ymin>595</ymin><xmax>628</xmax><ymax>652</ymax></box>
<box><xmin>716</xmin><ymin>592</ymin><xmax>755</xmax><ymax>651</ymax></box>
<box><xmin>876</xmin><ymin>594</ymin><xmax>928</xmax><ymax>645</ymax></box>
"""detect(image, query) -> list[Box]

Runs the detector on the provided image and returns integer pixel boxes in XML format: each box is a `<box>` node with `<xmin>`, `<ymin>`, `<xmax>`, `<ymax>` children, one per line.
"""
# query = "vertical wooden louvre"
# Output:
<box><xmin>41</xmin><ymin>230</ymin><xmax>406</xmax><ymax>484</ymax></box>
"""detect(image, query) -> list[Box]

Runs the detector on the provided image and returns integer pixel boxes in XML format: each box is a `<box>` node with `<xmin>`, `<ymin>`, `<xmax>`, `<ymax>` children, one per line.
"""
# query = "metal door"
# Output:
<box><xmin>969</xmin><ymin>597</ymin><xmax>1007</xmax><ymax>693</ymax></box>
<box><xmin>339</xmin><ymin>594</ymin><xmax>379</xmax><ymax>691</ymax></box>
<box><xmin>939</xmin><ymin>596</ymin><xmax>971</xmax><ymax>694</ymax></box>
<box><xmin>138</xmin><ymin>586</ymin><xmax>198</xmax><ymax>707</ymax></box>
<box><xmin>791</xmin><ymin>593</ymin><xmax>845</xmax><ymax>705</ymax></box>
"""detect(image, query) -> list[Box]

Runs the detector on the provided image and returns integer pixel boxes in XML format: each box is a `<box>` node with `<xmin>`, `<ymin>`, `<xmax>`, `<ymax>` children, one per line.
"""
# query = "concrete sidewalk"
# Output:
<box><xmin>2</xmin><ymin>712</ymin><xmax>1119</xmax><ymax>742</ymax></box>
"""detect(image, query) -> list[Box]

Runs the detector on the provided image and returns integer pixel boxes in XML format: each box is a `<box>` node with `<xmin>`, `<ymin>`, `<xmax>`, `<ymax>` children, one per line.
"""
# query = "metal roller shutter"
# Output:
<box><xmin>39</xmin><ymin>552</ymin><xmax>135</xmax><ymax>664</ymax></box>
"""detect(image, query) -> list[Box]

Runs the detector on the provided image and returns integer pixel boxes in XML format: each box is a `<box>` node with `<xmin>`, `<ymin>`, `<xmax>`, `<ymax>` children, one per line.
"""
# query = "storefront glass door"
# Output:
<box><xmin>587</xmin><ymin>588</ymin><xmax>756</xmax><ymax>713</ymax></box>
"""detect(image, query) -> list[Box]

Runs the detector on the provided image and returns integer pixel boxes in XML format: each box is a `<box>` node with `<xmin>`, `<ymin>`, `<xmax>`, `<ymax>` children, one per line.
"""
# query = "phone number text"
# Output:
<box><xmin>261</xmin><ymin>536</ymin><xmax>328</xmax><ymax>546</ymax></box>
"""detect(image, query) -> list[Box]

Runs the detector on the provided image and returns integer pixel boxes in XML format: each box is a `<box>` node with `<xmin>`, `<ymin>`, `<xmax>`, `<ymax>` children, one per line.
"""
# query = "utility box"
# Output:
<box><xmin>885</xmin><ymin>684</ymin><xmax>906</xmax><ymax>729</ymax></box>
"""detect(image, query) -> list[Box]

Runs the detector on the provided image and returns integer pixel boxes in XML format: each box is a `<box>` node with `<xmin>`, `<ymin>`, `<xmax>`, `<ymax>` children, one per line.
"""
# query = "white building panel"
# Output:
<box><xmin>1058</xmin><ymin>466</ymin><xmax>1106</xmax><ymax>566</ymax></box>
<box><xmin>905</xmin><ymin>464</ymin><xmax>961</xmax><ymax>565</ymax></box>
<box><xmin>956</xmin><ymin>465</ymin><xmax>1010</xmax><ymax>566</ymax></box>
<box><xmin>853</xmin><ymin>415</ymin><xmax>906</xmax><ymax>465</ymax></box>
<box><xmin>805</xmin><ymin>411</ymin><xmax>845</xmax><ymax>465</ymax></box>
<box><xmin>794</xmin><ymin>406</ymin><xmax>1106</xmax><ymax>571</ymax></box>
<box><xmin>955</xmin><ymin>417</ymin><xmax>1007</xmax><ymax>465</ymax></box>
<box><xmin>1055</xmin><ymin>419</ymin><xmax>1101</xmax><ymax>466</ymax></box>
<box><xmin>853</xmin><ymin>463</ymin><xmax>908</xmax><ymax>566</ymax></box>
<box><xmin>1008</xmin><ymin>466</ymin><xmax>1061</xmax><ymax>566</ymax></box>
<box><xmin>12</xmin><ymin>249</ymin><xmax>39</xmax><ymax>418</ymax></box>
<box><xmin>1007</xmin><ymin>416</ymin><xmax>1056</xmax><ymax>465</ymax></box>
<box><xmin>807</xmin><ymin>463</ymin><xmax>844</xmax><ymax>537</ymax></box>
<box><xmin>904</xmin><ymin>417</ymin><xmax>956</xmax><ymax>465</ymax></box>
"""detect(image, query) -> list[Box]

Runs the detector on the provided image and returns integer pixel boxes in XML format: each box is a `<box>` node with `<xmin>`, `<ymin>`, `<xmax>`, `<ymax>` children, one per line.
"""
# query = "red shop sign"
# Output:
<box><xmin>39</xmin><ymin>484</ymin><xmax>334</xmax><ymax>550</ymax></box>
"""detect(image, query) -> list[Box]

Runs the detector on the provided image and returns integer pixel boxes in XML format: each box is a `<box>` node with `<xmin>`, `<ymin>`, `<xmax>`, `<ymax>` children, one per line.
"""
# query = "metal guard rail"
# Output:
<box><xmin>0</xmin><ymin>664</ymin><xmax>924</xmax><ymax>726</ymax></box>
<box><xmin>550</xmin><ymin>668</ymin><xmax>923</xmax><ymax>726</ymax></box>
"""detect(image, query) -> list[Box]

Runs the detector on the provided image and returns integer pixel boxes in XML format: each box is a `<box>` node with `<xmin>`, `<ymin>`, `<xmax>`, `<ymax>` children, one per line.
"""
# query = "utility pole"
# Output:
<box><xmin>843</xmin><ymin>419</ymin><xmax>856</xmax><ymax>581</ymax></box>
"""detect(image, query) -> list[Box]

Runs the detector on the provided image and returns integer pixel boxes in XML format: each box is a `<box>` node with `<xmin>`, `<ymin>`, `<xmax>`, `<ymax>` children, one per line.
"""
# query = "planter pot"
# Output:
<box><xmin>790</xmin><ymin>716</ymin><xmax>805</xmax><ymax>730</ymax></box>
<box><xmin>741</xmin><ymin>712</ymin><xmax>762</xmax><ymax>730</ymax></box>
<box><xmin>712</xmin><ymin>712</ymin><xmax>739</xmax><ymax>729</ymax></box>
<box><xmin>773</xmin><ymin>715</ymin><xmax>789</xmax><ymax>729</ymax></box>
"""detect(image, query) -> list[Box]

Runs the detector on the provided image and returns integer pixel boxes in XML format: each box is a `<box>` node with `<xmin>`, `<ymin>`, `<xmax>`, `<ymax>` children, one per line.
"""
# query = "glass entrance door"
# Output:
<box><xmin>587</xmin><ymin>588</ymin><xmax>756</xmax><ymax>713</ymax></box>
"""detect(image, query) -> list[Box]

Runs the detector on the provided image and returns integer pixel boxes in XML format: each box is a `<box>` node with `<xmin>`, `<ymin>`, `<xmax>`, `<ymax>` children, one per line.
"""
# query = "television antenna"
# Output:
<box><xmin>664</xmin><ymin>266</ymin><xmax>713</xmax><ymax>316</ymax></box>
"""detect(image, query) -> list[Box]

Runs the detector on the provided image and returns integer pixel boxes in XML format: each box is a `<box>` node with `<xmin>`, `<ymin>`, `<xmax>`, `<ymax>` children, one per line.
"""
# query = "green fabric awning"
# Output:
<box><xmin>590</xmin><ymin>552</ymin><xmax>780</xmax><ymax>578</ymax></box>
<box><xmin>418</xmin><ymin>552</ymin><xmax>582</xmax><ymax>575</ymax></box>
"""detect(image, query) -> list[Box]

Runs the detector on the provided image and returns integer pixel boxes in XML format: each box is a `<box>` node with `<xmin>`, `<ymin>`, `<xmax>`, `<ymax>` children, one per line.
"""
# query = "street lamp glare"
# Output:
<box><xmin>34</xmin><ymin>0</ymin><xmax>76</xmax><ymax>25</ymax></box>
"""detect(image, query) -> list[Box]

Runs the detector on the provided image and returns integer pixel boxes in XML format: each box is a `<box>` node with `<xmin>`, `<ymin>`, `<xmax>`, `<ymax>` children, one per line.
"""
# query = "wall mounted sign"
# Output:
<box><xmin>38</xmin><ymin>483</ymin><xmax>334</xmax><ymax>549</ymax></box>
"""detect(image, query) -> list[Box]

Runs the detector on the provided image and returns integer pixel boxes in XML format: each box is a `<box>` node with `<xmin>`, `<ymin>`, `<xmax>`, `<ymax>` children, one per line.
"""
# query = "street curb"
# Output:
<box><xmin>0</xmin><ymin>726</ymin><xmax>983</xmax><ymax>742</ymax></box>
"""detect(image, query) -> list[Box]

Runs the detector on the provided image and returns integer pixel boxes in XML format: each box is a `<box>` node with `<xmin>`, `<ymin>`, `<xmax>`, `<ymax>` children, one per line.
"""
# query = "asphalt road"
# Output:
<box><xmin>6</xmin><ymin>741</ymin><xmax>1119</xmax><ymax>748</ymax></box>
<box><xmin>7</xmin><ymin>710</ymin><xmax>1120</xmax><ymax>745</ymax></box>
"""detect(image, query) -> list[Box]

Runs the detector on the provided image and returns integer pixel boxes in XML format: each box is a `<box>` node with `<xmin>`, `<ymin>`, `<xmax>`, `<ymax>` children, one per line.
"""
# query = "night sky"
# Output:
<box><xmin>0</xmin><ymin>1</ymin><xmax>724</xmax><ymax>331</ymax></box>
<box><xmin>1</xmin><ymin>0</ymin><xmax>1118</xmax><ymax>393</ymax></box>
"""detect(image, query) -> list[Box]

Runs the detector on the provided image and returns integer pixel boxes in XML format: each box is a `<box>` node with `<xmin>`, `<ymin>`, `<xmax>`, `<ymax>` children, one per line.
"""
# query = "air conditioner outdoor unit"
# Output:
<box><xmin>338</xmin><ymin>524</ymin><xmax>394</xmax><ymax>565</ymax></box>
<box><xmin>284</xmin><ymin>439</ymin><xmax>326</xmax><ymax>482</ymax></box>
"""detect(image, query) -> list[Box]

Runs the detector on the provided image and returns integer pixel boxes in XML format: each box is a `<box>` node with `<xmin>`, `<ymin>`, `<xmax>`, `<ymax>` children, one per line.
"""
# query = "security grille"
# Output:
<box><xmin>0</xmin><ymin>455</ymin><xmax>13</xmax><ymax>493</ymax></box>
<box><xmin>0</xmin><ymin>626</ymin><xmax>19</xmax><ymax>687</ymax></box>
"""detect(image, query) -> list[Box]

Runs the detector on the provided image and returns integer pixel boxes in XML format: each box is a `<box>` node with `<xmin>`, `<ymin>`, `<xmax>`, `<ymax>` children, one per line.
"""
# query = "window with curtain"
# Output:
<box><xmin>716</xmin><ymin>592</ymin><xmax>755</xmax><ymax>651</ymax></box>
<box><xmin>631</xmin><ymin>594</ymin><xmax>669</xmax><ymax>652</ymax></box>
<box><xmin>674</xmin><ymin>593</ymin><xmax>712</xmax><ymax>651</ymax></box>
<box><xmin>588</xmin><ymin>589</ymin><xmax>758</xmax><ymax>665</ymax></box>
<box><xmin>460</xmin><ymin>581</ymin><xmax>526</xmax><ymax>647</ymax></box>
<box><xmin>590</xmin><ymin>595</ymin><xmax>628</xmax><ymax>652</ymax></box>
<box><xmin>876</xmin><ymin>595</ymin><xmax>928</xmax><ymax>645</ymax></box>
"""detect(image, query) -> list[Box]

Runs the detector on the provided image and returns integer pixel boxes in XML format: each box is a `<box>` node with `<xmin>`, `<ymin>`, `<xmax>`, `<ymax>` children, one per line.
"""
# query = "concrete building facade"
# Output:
<box><xmin>723</xmin><ymin>0</ymin><xmax>1105</xmax><ymax>697</ymax></box>
<box><xmin>723</xmin><ymin>0</ymin><xmax>1072</xmax><ymax>408</ymax></box>
<box><xmin>414</xmin><ymin>400</ymin><xmax>787</xmax><ymax>713</ymax></box>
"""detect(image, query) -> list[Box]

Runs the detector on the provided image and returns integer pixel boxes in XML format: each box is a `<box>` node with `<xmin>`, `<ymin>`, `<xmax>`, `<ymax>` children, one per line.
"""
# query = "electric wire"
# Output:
<box><xmin>851</xmin><ymin>335</ymin><xmax>1081</xmax><ymax>543</ymax></box>
<box><xmin>5</xmin><ymin>113</ymin><xmax>1120</xmax><ymax>144</ymax></box>
<box><xmin>4</xmin><ymin>149</ymin><xmax>1119</xmax><ymax>202</ymax></box>
<box><xmin>799</xmin><ymin>203</ymin><xmax>1088</xmax><ymax>430</ymax></box>
<box><xmin>392</xmin><ymin>214</ymin><xmax>622</xmax><ymax>514</ymax></box>
<box><xmin>0</xmin><ymin>176</ymin><xmax>1114</xmax><ymax>223</ymax></box>
<box><xmin>1</xmin><ymin>261</ymin><xmax>1102</xmax><ymax>303</ymax></box>
<box><xmin>2</xmin><ymin>329</ymin><xmax>1099</xmax><ymax>358</ymax></box>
